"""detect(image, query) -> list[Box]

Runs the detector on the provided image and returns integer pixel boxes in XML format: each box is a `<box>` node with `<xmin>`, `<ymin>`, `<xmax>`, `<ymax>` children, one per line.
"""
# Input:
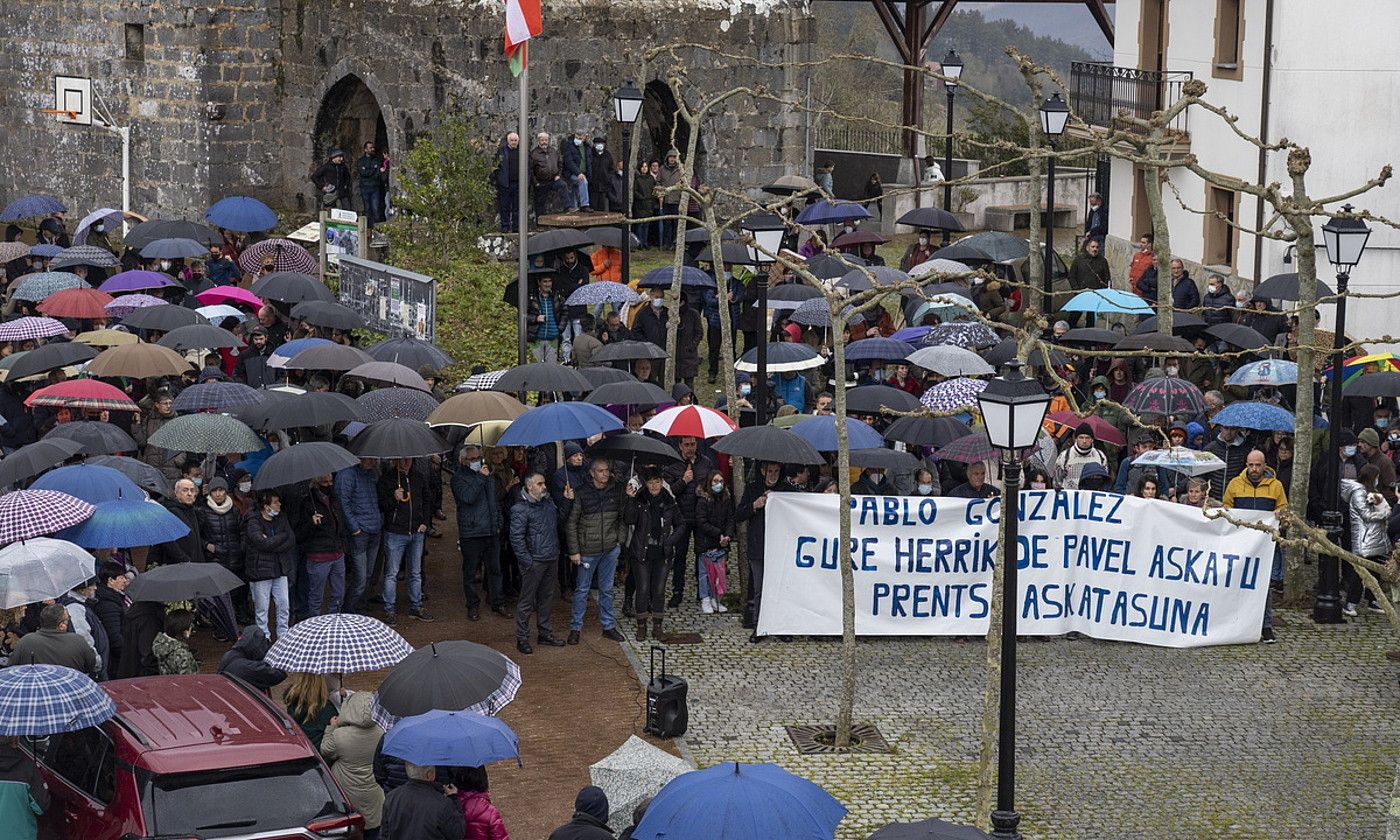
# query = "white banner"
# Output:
<box><xmin>758</xmin><ymin>491</ymin><xmax>1276</xmax><ymax>647</ymax></box>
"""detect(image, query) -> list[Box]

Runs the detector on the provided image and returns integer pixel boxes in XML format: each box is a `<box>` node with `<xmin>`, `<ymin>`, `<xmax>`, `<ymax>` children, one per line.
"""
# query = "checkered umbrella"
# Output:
<box><xmin>103</xmin><ymin>293</ymin><xmax>168</xmax><ymax>319</ymax></box>
<box><xmin>171</xmin><ymin>381</ymin><xmax>264</xmax><ymax>413</ymax></box>
<box><xmin>0</xmin><ymin>490</ymin><xmax>94</xmax><ymax>544</ymax></box>
<box><xmin>935</xmin><ymin>431</ymin><xmax>998</xmax><ymax>464</ymax></box>
<box><xmin>919</xmin><ymin>377</ymin><xmax>988</xmax><ymax>413</ymax></box>
<box><xmin>239</xmin><ymin>240</ymin><xmax>318</xmax><ymax>275</ymax></box>
<box><xmin>0</xmin><ymin>664</ymin><xmax>116</xmax><ymax>736</ymax></box>
<box><xmin>458</xmin><ymin>369</ymin><xmax>508</xmax><ymax>392</ymax></box>
<box><xmin>12</xmin><ymin>272</ymin><xmax>85</xmax><ymax>302</ymax></box>
<box><xmin>371</xmin><ymin>640</ymin><xmax>523</xmax><ymax>729</ymax></box>
<box><xmin>0</xmin><ymin>317</ymin><xmax>69</xmax><ymax>343</ymax></box>
<box><xmin>149</xmin><ymin>413</ymin><xmax>263</xmax><ymax>453</ymax></box>
<box><xmin>356</xmin><ymin>387</ymin><xmax>441</xmax><ymax>423</ymax></box>
<box><xmin>264</xmin><ymin>613</ymin><xmax>414</xmax><ymax>674</ymax></box>
<box><xmin>50</xmin><ymin>245</ymin><xmax>120</xmax><ymax>270</ymax></box>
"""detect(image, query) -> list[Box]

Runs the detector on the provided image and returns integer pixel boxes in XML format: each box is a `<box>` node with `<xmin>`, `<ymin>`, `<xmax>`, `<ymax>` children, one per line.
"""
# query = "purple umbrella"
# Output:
<box><xmin>0</xmin><ymin>490</ymin><xmax>94</xmax><ymax>544</ymax></box>
<box><xmin>99</xmin><ymin>271</ymin><xmax>177</xmax><ymax>294</ymax></box>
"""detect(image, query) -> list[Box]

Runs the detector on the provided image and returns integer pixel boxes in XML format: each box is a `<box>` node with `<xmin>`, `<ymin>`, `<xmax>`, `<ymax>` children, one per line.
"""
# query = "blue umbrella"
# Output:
<box><xmin>890</xmin><ymin>326</ymin><xmax>931</xmax><ymax>344</ymax></box>
<box><xmin>269</xmin><ymin>336</ymin><xmax>334</xmax><ymax>368</ymax></box>
<box><xmin>498</xmin><ymin>402</ymin><xmax>623</xmax><ymax>447</ymax></box>
<box><xmin>789</xmin><ymin>415</ymin><xmax>883</xmax><ymax>451</ymax></box>
<box><xmin>1211</xmin><ymin>400</ymin><xmax>1295</xmax><ymax>432</ymax></box>
<box><xmin>845</xmin><ymin>337</ymin><xmax>916</xmax><ymax>362</ymax></box>
<box><xmin>0</xmin><ymin>665</ymin><xmax>115</xmax><ymax>736</ymax></box>
<box><xmin>795</xmin><ymin>199</ymin><xmax>872</xmax><ymax>225</ymax></box>
<box><xmin>638</xmin><ymin>266</ymin><xmax>716</xmax><ymax>289</ymax></box>
<box><xmin>31</xmin><ymin>464</ymin><xmax>144</xmax><ymax>503</ymax></box>
<box><xmin>1227</xmin><ymin>359</ymin><xmax>1299</xmax><ymax>387</ymax></box>
<box><xmin>566</xmin><ymin>282</ymin><xmax>643</xmax><ymax>307</ymax></box>
<box><xmin>0</xmin><ymin>195</ymin><xmax>66</xmax><ymax>222</ymax></box>
<box><xmin>29</xmin><ymin>243</ymin><xmax>65</xmax><ymax>258</ymax></box>
<box><xmin>206</xmin><ymin>196</ymin><xmax>278</xmax><ymax>232</ymax></box>
<box><xmin>381</xmin><ymin>709</ymin><xmax>520</xmax><ymax>766</ymax></box>
<box><xmin>55</xmin><ymin>498</ymin><xmax>191</xmax><ymax>549</ymax></box>
<box><xmin>1062</xmin><ymin>288</ymin><xmax>1153</xmax><ymax>314</ymax></box>
<box><xmin>140</xmin><ymin>237</ymin><xmax>208</xmax><ymax>259</ymax></box>
<box><xmin>632</xmin><ymin>762</ymin><xmax>847</xmax><ymax>840</ymax></box>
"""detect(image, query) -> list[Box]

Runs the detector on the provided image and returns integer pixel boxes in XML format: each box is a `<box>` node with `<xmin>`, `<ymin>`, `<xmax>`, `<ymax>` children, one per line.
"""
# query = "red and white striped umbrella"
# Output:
<box><xmin>642</xmin><ymin>405</ymin><xmax>738</xmax><ymax>439</ymax></box>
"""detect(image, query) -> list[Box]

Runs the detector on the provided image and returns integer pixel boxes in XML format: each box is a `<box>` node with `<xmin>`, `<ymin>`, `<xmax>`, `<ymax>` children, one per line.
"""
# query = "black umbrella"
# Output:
<box><xmin>896</xmin><ymin>207</ymin><xmax>966</xmax><ymax>231</ymax></box>
<box><xmin>292</xmin><ymin>300</ymin><xmax>365</xmax><ymax>331</ymax></box>
<box><xmin>251</xmin><ymin>271</ymin><xmax>335</xmax><ymax>304</ymax></box>
<box><xmin>695</xmin><ymin>242</ymin><xmax>751</xmax><ymax>264</ymax></box>
<box><xmin>347</xmin><ymin>418</ymin><xmax>449</xmax><ymax>459</ymax></box>
<box><xmin>585</xmin><ymin>227</ymin><xmax>640</xmax><ymax>250</ymax></box>
<box><xmin>525</xmin><ymin>229</ymin><xmax>593</xmax><ymax>256</ymax></box>
<box><xmin>805</xmin><ymin>253</ymin><xmax>866</xmax><ymax>281</ymax></box>
<box><xmin>1254</xmin><ymin>271</ymin><xmax>1334</xmax><ymax>300</ymax></box>
<box><xmin>1059</xmin><ymin>327</ymin><xmax>1121</xmax><ymax>345</ymax></box>
<box><xmin>283</xmin><ymin>343</ymin><xmax>375</xmax><ymax>371</ymax></box>
<box><xmin>579</xmin><ymin>367</ymin><xmax>637</xmax><ymax>388</ymax></box>
<box><xmin>767</xmin><ymin>283</ymin><xmax>823</xmax><ymax>311</ymax></box>
<box><xmin>735</xmin><ymin>342</ymin><xmax>822</xmax><ymax>373</ymax></box>
<box><xmin>253</xmin><ymin>441</ymin><xmax>360</xmax><ymax>490</ymax></box>
<box><xmin>591</xmin><ymin>340</ymin><xmax>669</xmax><ymax>363</ymax></box>
<box><xmin>0</xmin><ymin>439</ymin><xmax>83</xmax><ymax>486</ymax></box>
<box><xmin>156</xmin><ymin>323</ymin><xmax>243</xmax><ymax>351</ymax></box>
<box><xmin>4</xmin><ymin>342</ymin><xmax>98</xmax><ymax>382</ymax></box>
<box><xmin>84</xmin><ymin>455</ymin><xmax>175</xmax><ymax>497</ymax></box>
<box><xmin>585</xmin><ymin>381</ymin><xmax>674</xmax><ymax>407</ymax></box>
<box><xmin>502</xmin><ymin>265</ymin><xmax>580</xmax><ymax>307</ymax></box>
<box><xmin>1205</xmin><ymin>322</ymin><xmax>1271</xmax><ymax>351</ymax></box>
<box><xmin>685</xmin><ymin>227</ymin><xmax>739</xmax><ymax>244</ymax></box>
<box><xmin>836</xmin><ymin>266</ymin><xmax>912</xmax><ymax>293</ymax></box>
<box><xmin>586</xmin><ymin>433</ymin><xmax>681</xmax><ymax>464</ymax></box>
<box><xmin>492</xmin><ymin>363</ymin><xmax>591</xmax><ymax>393</ymax></box>
<box><xmin>366</xmin><ymin>337</ymin><xmax>454</xmax><ymax>370</ymax></box>
<box><xmin>44</xmin><ymin>421</ymin><xmax>137</xmax><ymax>455</ymax></box>
<box><xmin>127</xmin><ymin>562</ymin><xmax>243</xmax><ymax>602</ymax></box>
<box><xmin>868</xmin><ymin>816</ymin><xmax>990</xmax><ymax>840</ymax></box>
<box><xmin>1344</xmin><ymin>371</ymin><xmax>1400</xmax><ymax>398</ymax></box>
<box><xmin>1113</xmin><ymin>332</ymin><xmax>1195</xmax><ymax>353</ymax></box>
<box><xmin>374</xmin><ymin>640</ymin><xmax>520</xmax><ymax>719</ymax></box>
<box><xmin>883</xmin><ymin>415</ymin><xmax>972</xmax><ymax>447</ymax></box>
<box><xmin>982</xmin><ymin>338</ymin><xmax>1068</xmax><ymax>368</ymax></box>
<box><xmin>958</xmin><ymin>232</ymin><xmax>1031</xmax><ymax>261</ymax></box>
<box><xmin>122</xmin><ymin>304</ymin><xmax>204</xmax><ymax>332</ymax></box>
<box><xmin>1132</xmin><ymin>312</ymin><xmax>1206</xmax><ymax>335</ymax></box>
<box><xmin>356</xmin><ymin>388</ymin><xmax>441</xmax><ymax>423</ymax></box>
<box><xmin>244</xmin><ymin>391</ymin><xmax>361</xmax><ymax>430</ymax></box>
<box><xmin>848</xmin><ymin>447</ymin><xmax>920</xmax><ymax>470</ymax></box>
<box><xmin>845</xmin><ymin>384</ymin><xmax>920</xmax><ymax>414</ymax></box>
<box><xmin>123</xmin><ymin>219</ymin><xmax>221</xmax><ymax>249</ymax></box>
<box><xmin>931</xmin><ymin>242</ymin><xmax>993</xmax><ymax>263</ymax></box>
<box><xmin>711</xmin><ymin>425</ymin><xmax>824</xmax><ymax>464</ymax></box>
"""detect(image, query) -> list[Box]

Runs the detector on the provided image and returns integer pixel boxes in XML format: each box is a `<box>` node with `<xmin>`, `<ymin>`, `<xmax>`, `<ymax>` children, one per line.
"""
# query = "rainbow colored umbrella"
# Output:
<box><xmin>1322</xmin><ymin>353</ymin><xmax>1400</xmax><ymax>387</ymax></box>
